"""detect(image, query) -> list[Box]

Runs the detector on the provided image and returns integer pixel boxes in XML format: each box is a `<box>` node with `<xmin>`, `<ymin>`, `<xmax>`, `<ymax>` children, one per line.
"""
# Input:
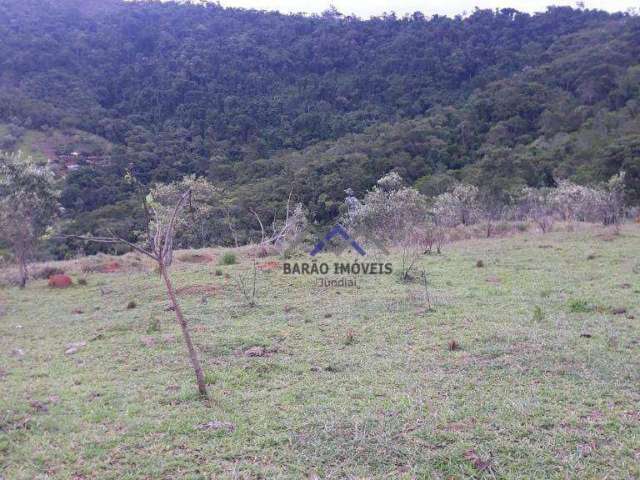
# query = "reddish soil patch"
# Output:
<box><xmin>444</xmin><ymin>417</ymin><xmax>477</xmax><ymax>432</ymax></box>
<box><xmin>178</xmin><ymin>253</ymin><xmax>214</xmax><ymax>264</ymax></box>
<box><xmin>99</xmin><ymin>261</ymin><xmax>121</xmax><ymax>273</ymax></box>
<box><xmin>257</xmin><ymin>261</ymin><xmax>281</xmax><ymax>271</ymax></box>
<box><xmin>175</xmin><ymin>284</ymin><xmax>221</xmax><ymax>296</ymax></box>
<box><xmin>596</xmin><ymin>231</ymin><xmax>618</xmax><ymax>242</ymax></box>
<box><xmin>48</xmin><ymin>274</ymin><xmax>73</xmax><ymax>288</ymax></box>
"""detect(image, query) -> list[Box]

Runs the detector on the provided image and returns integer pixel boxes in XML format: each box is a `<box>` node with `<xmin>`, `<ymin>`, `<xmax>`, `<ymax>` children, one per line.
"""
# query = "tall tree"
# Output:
<box><xmin>0</xmin><ymin>152</ymin><xmax>58</xmax><ymax>287</ymax></box>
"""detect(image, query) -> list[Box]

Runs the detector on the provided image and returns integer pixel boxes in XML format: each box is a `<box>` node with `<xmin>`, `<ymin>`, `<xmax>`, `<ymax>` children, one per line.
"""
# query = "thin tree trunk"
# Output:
<box><xmin>160</xmin><ymin>265</ymin><xmax>208</xmax><ymax>397</ymax></box>
<box><xmin>17</xmin><ymin>249</ymin><xmax>27</xmax><ymax>289</ymax></box>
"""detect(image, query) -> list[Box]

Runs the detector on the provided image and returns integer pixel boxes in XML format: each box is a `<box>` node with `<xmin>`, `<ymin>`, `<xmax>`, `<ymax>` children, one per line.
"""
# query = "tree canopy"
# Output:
<box><xmin>0</xmin><ymin>0</ymin><xmax>638</xmax><ymax>252</ymax></box>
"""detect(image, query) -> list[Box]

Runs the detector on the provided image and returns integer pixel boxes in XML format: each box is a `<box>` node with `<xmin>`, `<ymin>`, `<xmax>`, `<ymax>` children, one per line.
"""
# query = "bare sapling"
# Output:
<box><xmin>65</xmin><ymin>188</ymin><xmax>209</xmax><ymax>397</ymax></box>
<box><xmin>518</xmin><ymin>187</ymin><xmax>555</xmax><ymax>233</ymax></box>
<box><xmin>232</xmin><ymin>258</ymin><xmax>259</xmax><ymax>307</ymax></box>
<box><xmin>419</xmin><ymin>269</ymin><xmax>432</xmax><ymax>311</ymax></box>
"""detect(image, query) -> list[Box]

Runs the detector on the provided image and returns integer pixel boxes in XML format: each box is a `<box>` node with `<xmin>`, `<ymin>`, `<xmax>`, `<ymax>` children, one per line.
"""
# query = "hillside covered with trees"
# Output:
<box><xmin>1</xmin><ymin>0</ymin><xmax>639</xmax><ymax>251</ymax></box>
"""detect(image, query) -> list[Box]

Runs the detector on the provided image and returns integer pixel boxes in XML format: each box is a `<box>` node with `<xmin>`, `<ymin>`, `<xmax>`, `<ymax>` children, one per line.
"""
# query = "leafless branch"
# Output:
<box><xmin>249</xmin><ymin>208</ymin><xmax>266</xmax><ymax>244</ymax></box>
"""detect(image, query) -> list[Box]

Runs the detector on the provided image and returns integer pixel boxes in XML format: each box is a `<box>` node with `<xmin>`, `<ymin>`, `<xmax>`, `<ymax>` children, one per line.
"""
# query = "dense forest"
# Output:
<box><xmin>1</xmin><ymin>0</ymin><xmax>639</xmax><ymax>251</ymax></box>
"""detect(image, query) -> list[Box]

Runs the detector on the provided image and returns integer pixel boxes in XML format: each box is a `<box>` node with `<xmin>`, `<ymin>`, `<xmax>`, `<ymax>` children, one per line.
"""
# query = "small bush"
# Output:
<box><xmin>178</xmin><ymin>253</ymin><xmax>213</xmax><ymax>264</ymax></box>
<box><xmin>476</xmin><ymin>260</ymin><xmax>484</xmax><ymax>268</ymax></box>
<box><xmin>254</xmin><ymin>245</ymin><xmax>271</xmax><ymax>258</ymax></box>
<box><xmin>397</xmin><ymin>270</ymin><xmax>417</xmax><ymax>283</ymax></box>
<box><xmin>214</xmin><ymin>269</ymin><xmax>223</xmax><ymax>276</ymax></box>
<box><xmin>219</xmin><ymin>252</ymin><xmax>237</xmax><ymax>266</ymax></box>
<box><xmin>80</xmin><ymin>263</ymin><xmax>99</xmax><ymax>274</ymax></box>
<box><xmin>532</xmin><ymin>305</ymin><xmax>544</xmax><ymax>321</ymax></box>
<box><xmin>146</xmin><ymin>316</ymin><xmax>160</xmax><ymax>333</ymax></box>
<box><xmin>568</xmin><ymin>299</ymin><xmax>594</xmax><ymax>313</ymax></box>
<box><xmin>126</xmin><ymin>300</ymin><xmax>137</xmax><ymax>310</ymax></box>
<box><xmin>204</xmin><ymin>371</ymin><xmax>218</xmax><ymax>384</ymax></box>
<box><xmin>78</xmin><ymin>278</ymin><xmax>88</xmax><ymax>286</ymax></box>
<box><xmin>344</xmin><ymin>329</ymin><xmax>356</xmax><ymax>346</ymax></box>
<box><xmin>32</xmin><ymin>266</ymin><xmax>64</xmax><ymax>280</ymax></box>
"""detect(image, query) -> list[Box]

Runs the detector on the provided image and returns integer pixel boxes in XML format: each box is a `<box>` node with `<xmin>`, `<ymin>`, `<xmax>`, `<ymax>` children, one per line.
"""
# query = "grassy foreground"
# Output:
<box><xmin>1</xmin><ymin>226</ymin><xmax>639</xmax><ymax>479</ymax></box>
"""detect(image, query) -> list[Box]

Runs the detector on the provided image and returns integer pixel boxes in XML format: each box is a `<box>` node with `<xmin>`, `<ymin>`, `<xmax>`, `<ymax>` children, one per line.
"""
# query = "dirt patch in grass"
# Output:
<box><xmin>443</xmin><ymin>417</ymin><xmax>477</xmax><ymax>432</ymax></box>
<box><xmin>80</xmin><ymin>260</ymin><xmax>122</xmax><ymax>273</ymax></box>
<box><xmin>77</xmin><ymin>255</ymin><xmax>149</xmax><ymax>274</ymax></box>
<box><xmin>596</xmin><ymin>229</ymin><xmax>619</xmax><ymax>242</ymax></box>
<box><xmin>256</xmin><ymin>261</ymin><xmax>281</xmax><ymax>271</ymax></box>
<box><xmin>175</xmin><ymin>284</ymin><xmax>222</xmax><ymax>296</ymax></box>
<box><xmin>197</xmin><ymin>420</ymin><xmax>235</xmax><ymax>432</ymax></box>
<box><xmin>238</xmin><ymin>345</ymin><xmax>279</xmax><ymax>357</ymax></box>
<box><xmin>178</xmin><ymin>253</ymin><xmax>214</xmax><ymax>264</ymax></box>
<box><xmin>101</xmin><ymin>261</ymin><xmax>122</xmax><ymax>273</ymax></box>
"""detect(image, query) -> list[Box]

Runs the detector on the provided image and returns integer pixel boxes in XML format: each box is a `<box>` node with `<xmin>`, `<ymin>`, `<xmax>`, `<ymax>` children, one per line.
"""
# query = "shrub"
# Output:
<box><xmin>126</xmin><ymin>300</ymin><xmax>137</xmax><ymax>310</ymax></box>
<box><xmin>77</xmin><ymin>278</ymin><xmax>88</xmax><ymax>286</ymax></box>
<box><xmin>147</xmin><ymin>316</ymin><xmax>161</xmax><ymax>333</ymax></box>
<box><xmin>518</xmin><ymin>187</ymin><xmax>556</xmax><ymax>233</ymax></box>
<box><xmin>273</xmin><ymin>202</ymin><xmax>309</xmax><ymax>256</ymax></box>
<box><xmin>345</xmin><ymin>172</ymin><xmax>428</xmax><ymax>250</ymax></box>
<box><xmin>219</xmin><ymin>252</ymin><xmax>237</xmax><ymax>265</ymax></box>
<box><xmin>204</xmin><ymin>371</ymin><xmax>218</xmax><ymax>384</ymax></box>
<box><xmin>433</xmin><ymin>183</ymin><xmax>481</xmax><ymax>227</ymax></box>
<box><xmin>345</xmin><ymin>172</ymin><xmax>431</xmax><ymax>279</ymax></box>
<box><xmin>32</xmin><ymin>266</ymin><xmax>65</xmax><ymax>280</ymax></box>
<box><xmin>532</xmin><ymin>305</ymin><xmax>544</xmax><ymax>321</ymax></box>
<box><xmin>344</xmin><ymin>329</ymin><xmax>356</xmax><ymax>345</ymax></box>
<box><xmin>568</xmin><ymin>299</ymin><xmax>594</xmax><ymax>313</ymax></box>
<box><xmin>178</xmin><ymin>253</ymin><xmax>213</xmax><ymax>264</ymax></box>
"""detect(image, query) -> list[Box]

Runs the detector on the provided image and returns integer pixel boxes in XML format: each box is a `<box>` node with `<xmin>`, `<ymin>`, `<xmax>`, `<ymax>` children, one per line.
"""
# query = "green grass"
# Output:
<box><xmin>1</xmin><ymin>227</ymin><xmax>639</xmax><ymax>479</ymax></box>
<box><xmin>219</xmin><ymin>252</ymin><xmax>237</xmax><ymax>266</ymax></box>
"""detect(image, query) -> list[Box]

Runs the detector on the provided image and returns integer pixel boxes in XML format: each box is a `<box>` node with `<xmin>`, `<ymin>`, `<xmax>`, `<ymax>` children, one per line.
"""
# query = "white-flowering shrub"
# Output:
<box><xmin>432</xmin><ymin>183</ymin><xmax>481</xmax><ymax>227</ymax></box>
<box><xmin>345</xmin><ymin>172</ymin><xmax>431</xmax><ymax>280</ymax></box>
<box><xmin>550</xmin><ymin>179</ymin><xmax>604</xmax><ymax>222</ymax></box>
<box><xmin>600</xmin><ymin>171</ymin><xmax>626</xmax><ymax>226</ymax></box>
<box><xmin>345</xmin><ymin>172</ymin><xmax>427</xmax><ymax>247</ymax></box>
<box><xmin>515</xmin><ymin>171</ymin><xmax>627</xmax><ymax>232</ymax></box>
<box><xmin>518</xmin><ymin>186</ymin><xmax>556</xmax><ymax>233</ymax></box>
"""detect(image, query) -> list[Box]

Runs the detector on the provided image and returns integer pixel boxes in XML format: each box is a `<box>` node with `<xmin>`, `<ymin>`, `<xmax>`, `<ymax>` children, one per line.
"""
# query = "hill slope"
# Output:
<box><xmin>0</xmin><ymin>1</ymin><xmax>639</xmax><ymax>242</ymax></box>
<box><xmin>1</xmin><ymin>227</ymin><xmax>639</xmax><ymax>477</ymax></box>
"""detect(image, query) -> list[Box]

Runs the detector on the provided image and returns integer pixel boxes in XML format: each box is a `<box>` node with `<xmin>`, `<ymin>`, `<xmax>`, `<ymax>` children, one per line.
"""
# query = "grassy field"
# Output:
<box><xmin>1</xmin><ymin>226</ymin><xmax>639</xmax><ymax>479</ymax></box>
<box><xmin>0</xmin><ymin>123</ymin><xmax>112</xmax><ymax>166</ymax></box>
